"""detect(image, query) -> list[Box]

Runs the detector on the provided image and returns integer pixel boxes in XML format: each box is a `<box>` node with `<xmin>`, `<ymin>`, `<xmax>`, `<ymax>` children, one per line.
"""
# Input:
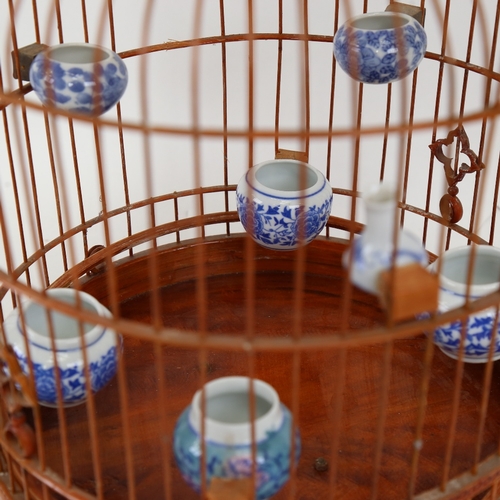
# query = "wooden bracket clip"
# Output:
<box><xmin>378</xmin><ymin>264</ymin><xmax>438</xmax><ymax>323</ymax></box>
<box><xmin>275</xmin><ymin>149</ymin><xmax>309</xmax><ymax>163</ymax></box>
<box><xmin>385</xmin><ymin>2</ymin><xmax>426</xmax><ymax>26</ymax></box>
<box><xmin>429</xmin><ymin>125</ymin><xmax>485</xmax><ymax>225</ymax></box>
<box><xmin>11</xmin><ymin>43</ymin><xmax>48</xmax><ymax>81</ymax></box>
<box><xmin>206</xmin><ymin>477</ymin><xmax>253</xmax><ymax>500</ymax></box>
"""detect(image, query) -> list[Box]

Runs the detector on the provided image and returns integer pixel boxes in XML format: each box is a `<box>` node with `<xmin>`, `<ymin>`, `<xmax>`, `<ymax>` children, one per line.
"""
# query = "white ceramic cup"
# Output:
<box><xmin>29</xmin><ymin>43</ymin><xmax>128</xmax><ymax>115</ymax></box>
<box><xmin>3</xmin><ymin>288</ymin><xmax>120</xmax><ymax>406</ymax></box>
<box><xmin>236</xmin><ymin>159</ymin><xmax>333</xmax><ymax>250</ymax></box>
<box><xmin>429</xmin><ymin>245</ymin><xmax>500</xmax><ymax>362</ymax></box>
<box><xmin>333</xmin><ymin>11</ymin><xmax>427</xmax><ymax>84</ymax></box>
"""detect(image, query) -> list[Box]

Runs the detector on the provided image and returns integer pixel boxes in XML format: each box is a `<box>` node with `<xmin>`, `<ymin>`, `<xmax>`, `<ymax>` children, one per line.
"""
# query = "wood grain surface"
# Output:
<box><xmin>34</xmin><ymin>236</ymin><xmax>500</xmax><ymax>499</ymax></box>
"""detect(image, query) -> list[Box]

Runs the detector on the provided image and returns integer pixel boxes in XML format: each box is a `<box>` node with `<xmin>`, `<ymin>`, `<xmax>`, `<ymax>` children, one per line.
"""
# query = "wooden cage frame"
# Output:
<box><xmin>1</xmin><ymin>0</ymin><xmax>500</xmax><ymax>499</ymax></box>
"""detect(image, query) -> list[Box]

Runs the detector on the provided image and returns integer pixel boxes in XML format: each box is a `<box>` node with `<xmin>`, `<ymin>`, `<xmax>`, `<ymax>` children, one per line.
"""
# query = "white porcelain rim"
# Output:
<box><xmin>189</xmin><ymin>376</ymin><xmax>283</xmax><ymax>445</ymax></box>
<box><xmin>43</xmin><ymin>43</ymin><xmax>114</xmax><ymax>66</ymax></box>
<box><xmin>363</xmin><ymin>183</ymin><xmax>397</xmax><ymax>210</ymax></box>
<box><xmin>343</xmin><ymin>11</ymin><xmax>415</xmax><ymax>31</ymax></box>
<box><xmin>433</xmin><ymin>245</ymin><xmax>500</xmax><ymax>297</ymax></box>
<box><xmin>244</xmin><ymin>159</ymin><xmax>327</xmax><ymax>200</ymax></box>
<box><xmin>19</xmin><ymin>288</ymin><xmax>110</xmax><ymax>351</ymax></box>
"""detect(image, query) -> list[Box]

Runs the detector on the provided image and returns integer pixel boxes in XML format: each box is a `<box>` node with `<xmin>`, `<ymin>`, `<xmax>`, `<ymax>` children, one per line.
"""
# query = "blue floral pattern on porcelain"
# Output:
<box><xmin>425</xmin><ymin>245</ymin><xmax>500</xmax><ymax>362</ymax></box>
<box><xmin>173</xmin><ymin>405</ymin><xmax>300</xmax><ymax>500</ymax></box>
<box><xmin>433</xmin><ymin>313</ymin><xmax>500</xmax><ymax>362</ymax></box>
<box><xmin>30</xmin><ymin>43</ymin><xmax>128</xmax><ymax>115</ymax></box>
<box><xmin>236</xmin><ymin>160</ymin><xmax>333</xmax><ymax>250</ymax></box>
<box><xmin>3</xmin><ymin>288</ymin><xmax>121</xmax><ymax>406</ymax></box>
<box><xmin>333</xmin><ymin>12</ymin><xmax>427</xmax><ymax>84</ymax></box>
<box><xmin>13</xmin><ymin>344</ymin><xmax>119</xmax><ymax>406</ymax></box>
<box><xmin>344</xmin><ymin>228</ymin><xmax>428</xmax><ymax>295</ymax></box>
<box><xmin>342</xmin><ymin>183</ymin><xmax>429</xmax><ymax>294</ymax></box>
<box><xmin>236</xmin><ymin>192</ymin><xmax>332</xmax><ymax>250</ymax></box>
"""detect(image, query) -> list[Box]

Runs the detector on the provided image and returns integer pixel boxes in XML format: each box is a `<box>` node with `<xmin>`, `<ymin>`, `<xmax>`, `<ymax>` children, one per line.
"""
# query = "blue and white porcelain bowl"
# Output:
<box><xmin>333</xmin><ymin>11</ymin><xmax>427</xmax><ymax>84</ymax></box>
<box><xmin>3</xmin><ymin>288</ymin><xmax>120</xmax><ymax>406</ymax></box>
<box><xmin>29</xmin><ymin>43</ymin><xmax>128</xmax><ymax>115</ymax></box>
<box><xmin>429</xmin><ymin>245</ymin><xmax>500</xmax><ymax>363</ymax></box>
<box><xmin>173</xmin><ymin>376</ymin><xmax>300</xmax><ymax>500</ymax></box>
<box><xmin>236</xmin><ymin>159</ymin><xmax>333</xmax><ymax>250</ymax></box>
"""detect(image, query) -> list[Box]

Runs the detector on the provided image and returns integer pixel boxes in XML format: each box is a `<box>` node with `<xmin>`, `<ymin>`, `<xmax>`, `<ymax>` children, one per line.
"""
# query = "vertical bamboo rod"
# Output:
<box><xmin>408</xmin><ymin>334</ymin><xmax>435</xmax><ymax>498</ymax></box>
<box><xmin>8</xmin><ymin>0</ymin><xmax>50</xmax><ymax>286</ymax></box>
<box><xmin>191</xmin><ymin>0</ymin><xmax>210</xmax><ymax>497</ymax></box>
<box><xmin>473</xmin><ymin>306</ymin><xmax>500</xmax><ymax>473</ymax></box>
<box><xmin>106</xmin><ymin>0</ymin><xmax>134</xmax><ymax>258</ymax></box>
<box><xmin>274</xmin><ymin>0</ymin><xmax>283</xmax><ymax>156</ymax></box>
<box><xmin>423</xmin><ymin>0</ymin><xmax>451</xmax><ymax>248</ymax></box>
<box><xmin>379</xmin><ymin>84</ymin><xmax>392</xmax><ymax>182</ymax></box>
<box><xmin>324</xmin><ymin>0</ymin><xmax>340</xmax><ymax>236</ymax></box>
<box><xmin>84</xmin><ymin>126</ymin><xmax>107</xmax><ymax>500</ymax></box>
<box><xmin>219</xmin><ymin>0</ymin><xmax>231</xmax><ymax>236</ymax></box>
<box><xmin>101</xmin><ymin>1</ymin><xmax>138</xmax><ymax>497</ymax></box>
<box><xmin>399</xmin><ymin>69</ymin><xmax>422</xmax><ymax>228</ymax></box>
<box><xmin>489</xmin><ymin>151</ymin><xmax>500</xmax><ymax>245</ymax></box>
<box><xmin>301</xmin><ymin>0</ymin><xmax>311</xmax><ymax>157</ymax></box>
<box><xmin>440</xmin><ymin>322</ymin><xmax>472</xmax><ymax>488</ymax></box>
<box><xmin>66</xmin><ymin>119</ymin><xmax>89</xmax><ymax>258</ymax></box>
<box><xmin>31</xmin><ymin>0</ymin><xmax>41</xmax><ymax>44</ymax></box>
<box><xmin>0</xmin><ymin>67</ymin><xmax>31</xmax><ymax>291</ymax></box>
<box><xmin>42</xmin><ymin>113</ymin><xmax>69</xmax><ymax>272</ymax></box>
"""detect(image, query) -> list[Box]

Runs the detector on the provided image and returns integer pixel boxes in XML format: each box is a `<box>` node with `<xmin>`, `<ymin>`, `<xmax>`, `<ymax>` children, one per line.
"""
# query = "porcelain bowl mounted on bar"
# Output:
<box><xmin>236</xmin><ymin>159</ymin><xmax>333</xmax><ymax>250</ymax></box>
<box><xmin>333</xmin><ymin>11</ymin><xmax>427</xmax><ymax>84</ymax></box>
<box><xmin>429</xmin><ymin>245</ymin><xmax>500</xmax><ymax>363</ymax></box>
<box><xmin>29</xmin><ymin>43</ymin><xmax>128</xmax><ymax>116</ymax></box>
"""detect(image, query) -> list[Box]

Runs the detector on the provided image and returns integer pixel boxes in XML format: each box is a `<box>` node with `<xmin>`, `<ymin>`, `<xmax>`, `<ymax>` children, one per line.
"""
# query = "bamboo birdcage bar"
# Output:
<box><xmin>1</xmin><ymin>0</ymin><xmax>500</xmax><ymax>499</ymax></box>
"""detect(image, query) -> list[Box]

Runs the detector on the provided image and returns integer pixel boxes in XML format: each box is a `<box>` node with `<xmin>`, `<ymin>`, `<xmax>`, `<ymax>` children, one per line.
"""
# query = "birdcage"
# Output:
<box><xmin>1</xmin><ymin>0</ymin><xmax>500</xmax><ymax>499</ymax></box>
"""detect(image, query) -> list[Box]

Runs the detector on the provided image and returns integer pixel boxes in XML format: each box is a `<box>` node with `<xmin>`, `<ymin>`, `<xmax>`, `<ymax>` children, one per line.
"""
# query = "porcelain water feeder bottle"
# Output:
<box><xmin>343</xmin><ymin>183</ymin><xmax>428</xmax><ymax>296</ymax></box>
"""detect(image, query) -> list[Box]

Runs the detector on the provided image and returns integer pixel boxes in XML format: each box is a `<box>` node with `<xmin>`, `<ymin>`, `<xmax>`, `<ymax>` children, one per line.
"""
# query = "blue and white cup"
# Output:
<box><xmin>236</xmin><ymin>159</ymin><xmax>333</xmax><ymax>250</ymax></box>
<box><xmin>333</xmin><ymin>11</ymin><xmax>427</xmax><ymax>84</ymax></box>
<box><xmin>429</xmin><ymin>245</ymin><xmax>500</xmax><ymax>363</ymax></box>
<box><xmin>29</xmin><ymin>43</ymin><xmax>128</xmax><ymax>115</ymax></box>
<box><xmin>173</xmin><ymin>376</ymin><xmax>301</xmax><ymax>500</ymax></box>
<box><xmin>3</xmin><ymin>288</ymin><xmax>120</xmax><ymax>407</ymax></box>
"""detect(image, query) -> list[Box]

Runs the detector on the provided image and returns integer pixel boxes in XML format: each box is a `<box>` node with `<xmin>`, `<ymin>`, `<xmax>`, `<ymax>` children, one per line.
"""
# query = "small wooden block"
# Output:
<box><xmin>378</xmin><ymin>263</ymin><xmax>438</xmax><ymax>323</ymax></box>
<box><xmin>385</xmin><ymin>2</ymin><xmax>425</xmax><ymax>26</ymax></box>
<box><xmin>11</xmin><ymin>43</ymin><xmax>48</xmax><ymax>81</ymax></box>
<box><xmin>275</xmin><ymin>149</ymin><xmax>309</xmax><ymax>163</ymax></box>
<box><xmin>206</xmin><ymin>477</ymin><xmax>253</xmax><ymax>500</ymax></box>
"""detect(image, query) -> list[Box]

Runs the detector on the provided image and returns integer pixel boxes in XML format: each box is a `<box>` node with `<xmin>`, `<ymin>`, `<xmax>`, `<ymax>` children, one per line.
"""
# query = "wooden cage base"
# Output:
<box><xmin>5</xmin><ymin>236</ymin><xmax>500</xmax><ymax>499</ymax></box>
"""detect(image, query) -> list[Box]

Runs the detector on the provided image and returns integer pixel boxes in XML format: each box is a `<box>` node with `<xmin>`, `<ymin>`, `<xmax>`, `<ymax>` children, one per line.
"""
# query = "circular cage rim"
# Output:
<box><xmin>0</xmin><ymin>179</ymin><xmax>492</xmax><ymax>353</ymax></box>
<box><xmin>3</xmin><ymin>34</ymin><xmax>500</xmax><ymax>137</ymax></box>
<box><xmin>1</xmin><ymin>183</ymin><xmax>489</xmax><ymax>290</ymax></box>
<box><xmin>1</xmin><ymin>237</ymin><xmax>498</xmax><ymax>355</ymax></box>
<box><xmin>2</xmin><ymin>18</ymin><xmax>500</xmax><ymax>500</ymax></box>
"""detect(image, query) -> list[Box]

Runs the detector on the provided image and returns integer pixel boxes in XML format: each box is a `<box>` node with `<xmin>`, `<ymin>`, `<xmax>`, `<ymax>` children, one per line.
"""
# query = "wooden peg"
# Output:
<box><xmin>275</xmin><ymin>149</ymin><xmax>309</xmax><ymax>163</ymax></box>
<box><xmin>378</xmin><ymin>263</ymin><xmax>438</xmax><ymax>323</ymax></box>
<box><xmin>4</xmin><ymin>409</ymin><xmax>37</xmax><ymax>459</ymax></box>
<box><xmin>86</xmin><ymin>244</ymin><xmax>107</xmax><ymax>277</ymax></box>
<box><xmin>206</xmin><ymin>477</ymin><xmax>253</xmax><ymax>500</ymax></box>
<box><xmin>11</xmin><ymin>43</ymin><xmax>48</xmax><ymax>81</ymax></box>
<box><xmin>385</xmin><ymin>2</ymin><xmax>425</xmax><ymax>26</ymax></box>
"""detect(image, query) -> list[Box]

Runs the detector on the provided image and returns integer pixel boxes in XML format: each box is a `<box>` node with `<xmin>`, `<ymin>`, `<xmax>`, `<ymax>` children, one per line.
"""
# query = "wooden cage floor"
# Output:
<box><xmin>32</xmin><ymin>236</ymin><xmax>500</xmax><ymax>499</ymax></box>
